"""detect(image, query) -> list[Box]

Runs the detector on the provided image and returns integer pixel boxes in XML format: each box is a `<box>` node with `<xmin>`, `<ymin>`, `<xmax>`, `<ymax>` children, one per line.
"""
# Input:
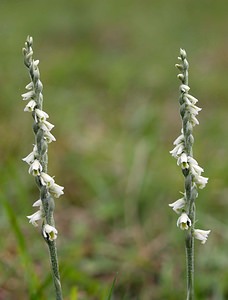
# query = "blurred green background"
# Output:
<box><xmin>0</xmin><ymin>0</ymin><xmax>228</xmax><ymax>299</ymax></box>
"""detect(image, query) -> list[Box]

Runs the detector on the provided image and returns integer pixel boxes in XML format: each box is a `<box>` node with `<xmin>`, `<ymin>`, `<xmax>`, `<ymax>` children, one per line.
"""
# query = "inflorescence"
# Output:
<box><xmin>169</xmin><ymin>49</ymin><xmax>210</xmax><ymax>244</ymax></box>
<box><xmin>21</xmin><ymin>36</ymin><xmax>64</xmax><ymax>241</ymax></box>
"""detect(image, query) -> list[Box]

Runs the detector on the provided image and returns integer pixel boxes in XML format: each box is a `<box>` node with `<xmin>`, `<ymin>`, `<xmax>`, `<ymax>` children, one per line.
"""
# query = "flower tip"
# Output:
<box><xmin>43</xmin><ymin>224</ymin><xmax>58</xmax><ymax>241</ymax></box>
<box><xmin>177</xmin><ymin>212</ymin><xmax>191</xmax><ymax>230</ymax></box>
<box><xmin>180</xmin><ymin>48</ymin><xmax>187</xmax><ymax>58</ymax></box>
<box><xmin>194</xmin><ymin>229</ymin><xmax>211</xmax><ymax>244</ymax></box>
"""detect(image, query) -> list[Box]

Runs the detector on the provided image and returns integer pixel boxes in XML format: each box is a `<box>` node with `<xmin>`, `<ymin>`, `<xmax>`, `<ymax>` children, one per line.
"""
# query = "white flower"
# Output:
<box><xmin>40</xmin><ymin>172</ymin><xmax>55</xmax><ymax>187</ymax></box>
<box><xmin>180</xmin><ymin>48</ymin><xmax>187</xmax><ymax>58</ymax></box>
<box><xmin>169</xmin><ymin>197</ymin><xmax>186</xmax><ymax>214</ymax></box>
<box><xmin>170</xmin><ymin>132</ymin><xmax>185</xmax><ymax>159</ymax></box>
<box><xmin>193</xmin><ymin>229</ymin><xmax>211</xmax><ymax>244</ymax></box>
<box><xmin>194</xmin><ymin>175</ymin><xmax>209</xmax><ymax>189</ymax></box>
<box><xmin>40</xmin><ymin>120</ymin><xmax>55</xmax><ymax>131</ymax></box>
<box><xmin>21</xmin><ymin>90</ymin><xmax>34</xmax><ymax>101</ymax></box>
<box><xmin>28</xmin><ymin>159</ymin><xmax>42</xmax><ymax>176</ymax></box>
<box><xmin>188</xmin><ymin>157</ymin><xmax>204</xmax><ymax>175</ymax></box>
<box><xmin>22</xmin><ymin>151</ymin><xmax>35</xmax><ymax>165</ymax></box>
<box><xmin>186</xmin><ymin>94</ymin><xmax>198</xmax><ymax>104</ymax></box>
<box><xmin>180</xmin><ymin>84</ymin><xmax>190</xmax><ymax>93</ymax></box>
<box><xmin>33</xmin><ymin>199</ymin><xmax>42</xmax><ymax>207</ymax></box>
<box><xmin>173</xmin><ymin>133</ymin><xmax>185</xmax><ymax>146</ymax></box>
<box><xmin>187</xmin><ymin>103</ymin><xmax>201</xmax><ymax>115</ymax></box>
<box><xmin>43</xmin><ymin>224</ymin><xmax>58</xmax><ymax>241</ymax></box>
<box><xmin>170</xmin><ymin>143</ymin><xmax>184</xmax><ymax>159</ymax></box>
<box><xmin>39</xmin><ymin>173</ymin><xmax>64</xmax><ymax>198</ymax></box>
<box><xmin>33</xmin><ymin>59</ymin><xmax>40</xmax><ymax>67</ymax></box>
<box><xmin>44</xmin><ymin>130</ymin><xmax>56</xmax><ymax>143</ymax></box>
<box><xmin>35</xmin><ymin>109</ymin><xmax>49</xmax><ymax>121</ymax></box>
<box><xmin>49</xmin><ymin>183</ymin><xmax>64</xmax><ymax>198</ymax></box>
<box><xmin>24</xmin><ymin>100</ymin><xmax>37</xmax><ymax>112</ymax></box>
<box><xmin>177</xmin><ymin>212</ymin><xmax>192</xmax><ymax>230</ymax></box>
<box><xmin>25</xmin><ymin>82</ymin><xmax>34</xmax><ymax>90</ymax></box>
<box><xmin>27</xmin><ymin>210</ymin><xmax>43</xmax><ymax>227</ymax></box>
<box><xmin>188</xmin><ymin>157</ymin><xmax>208</xmax><ymax>189</ymax></box>
<box><xmin>190</xmin><ymin>114</ymin><xmax>199</xmax><ymax>126</ymax></box>
<box><xmin>22</xmin><ymin>145</ymin><xmax>38</xmax><ymax>165</ymax></box>
<box><xmin>177</xmin><ymin>152</ymin><xmax>189</xmax><ymax>169</ymax></box>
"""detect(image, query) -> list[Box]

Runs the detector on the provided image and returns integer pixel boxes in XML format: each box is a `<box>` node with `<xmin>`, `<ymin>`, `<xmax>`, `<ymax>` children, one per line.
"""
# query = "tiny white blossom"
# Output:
<box><xmin>187</xmin><ymin>103</ymin><xmax>201</xmax><ymax>115</ymax></box>
<box><xmin>193</xmin><ymin>229</ymin><xmax>211</xmax><ymax>244</ymax></box>
<box><xmin>40</xmin><ymin>120</ymin><xmax>55</xmax><ymax>131</ymax></box>
<box><xmin>177</xmin><ymin>212</ymin><xmax>192</xmax><ymax>230</ymax></box>
<box><xmin>25</xmin><ymin>82</ymin><xmax>34</xmax><ymax>90</ymax></box>
<box><xmin>21</xmin><ymin>90</ymin><xmax>34</xmax><ymax>101</ymax></box>
<box><xmin>188</xmin><ymin>157</ymin><xmax>204</xmax><ymax>175</ymax></box>
<box><xmin>177</xmin><ymin>152</ymin><xmax>189</xmax><ymax>169</ymax></box>
<box><xmin>44</xmin><ymin>130</ymin><xmax>56</xmax><ymax>143</ymax></box>
<box><xmin>27</xmin><ymin>210</ymin><xmax>42</xmax><ymax>227</ymax></box>
<box><xmin>28</xmin><ymin>159</ymin><xmax>42</xmax><ymax>176</ymax></box>
<box><xmin>170</xmin><ymin>143</ymin><xmax>185</xmax><ymax>159</ymax></box>
<box><xmin>190</xmin><ymin>114</ymin><xmax>199</xmax><ymax>126</ymax></box>
<box><xmin>35</xmin><ymin>109</ymin><xmax>49</xmax><ymax>121</ymax></box>
<box><xmin>180</xmin><ymin>48</ymin><xmax>187</xmax><ymax>58</ymax></box>
<box><xmin>186</xmin><ymin>94</ymin><xmax>199</xmax><ymax>104</ymax></box>
<box><xmin>173</xmin><ymin>133</ymin><xmax>184</xmax><ymax>146</ymax></box>
<box><xmin>22</xmin><ymin>152</ymin><xmax>35</xmax><ymax>165</ymax></box>
<box><xmin>169</xmin><ymin>197</ymin><xmax>186</xmax><ymax>214</ymax></box>
<box><xmin>24</xmin><ymin>100</ymin><xmax>37</xmax><ymax>112</ymax></box>
<box><xmin>33</xmin><ymin>59</ymin><xmax>40</xmax><ymax>67</ymax></box>
<box><xmin>43</xmin><ymin>224</ymin><xmax>58</xmax><ymax>241</ymax></box>
<box><xmin>22</xmin><ymin>145</ymin><xmax>38</xmax><ymax>165</ymax></box>
<box><xmin>180</xmin><ymin>84</ymin><xmax>190</xmax><ymax>93</ymax></box>
<box><xmin>49</xmin><ymin>183</ymin><xmax>64</xmax><ymax>198</ymax></box>
<box><xmin>33</xmin><ymin>199</ymin><xmax>42</xmax><ymax>207</ymax></box>
<box><xmin>188</xmin><ymin>157</ymin><xmax>208</xmax><ymax>188</ymax></box>
<box><xmin>40</xmin><ymin>172</ymin><xmax>55</xmax><ymax>187</ymax></box>
<box><xmin>194</xmin><ymin>175</ymin><xmax>209</xmax><ymax>189</ymax></box>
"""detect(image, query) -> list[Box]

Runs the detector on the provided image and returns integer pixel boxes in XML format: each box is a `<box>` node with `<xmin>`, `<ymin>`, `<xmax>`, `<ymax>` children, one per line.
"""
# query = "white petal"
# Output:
<box><xmin>40</xmin><ymin>120</ymin><xmax>55</xmax><ymax>131</ymax></box>
<box><xmin>169</xmin><ymin>198</ymin><xmax>186</xmax><ymax>214</ymax></box>
<box><xmin>35</xmin><ymin>109</ymin><xmax>49</xmax><ymax>121</ymax></box>
<box><xmin>44</xmin><ymin>131</ymin><xmax>56</xmax><ymax>143</ymax></box>
<box><xmin>190</xmin><ymin>114</ymin><xmax>199</xmax><ymax>126</ymax></box>
<box><xmin>22</xmin><ymin>151</ymin><xmax>35</xmax><ymax>165</ymax></box>
<box><xmin>177</xmin><ymin>212</ymin><xmax>191</xmax><ymax>230</ymax></box>
<box><xmin>25</xmin><ymin>82</ymin><xmax>34</xmax><ymax>90</ymax></box>
<box><xmin>177</xmin><ymin>152</ymin><xmax>189</xmax><ymax>168</ymax></box>
<box><xmin>40</xmin><ymin>172</ymin><xmax>55</xmax><ymax>187</ymax></box>
<box><xmin>170</xmin><ymin>143</ymin><xmax>184</xmax><ymax>158</ymax></box>
<box><xmin>186</xmin><ymin>94</ymin><xmax>199</xmax><ymax>104</ymax></box>
<box><xmin>194</xmin><ymin>175</ymin><xmax>209</xmax><ymax>189</ymax></box>
<box><xmin>49</xmin><ymin>183</ymin><xmax>64</xmax><ymax>198</ymax></box>
<box><xmin>33</xmin><ymin>59</ymin><xmax>40</xmax><ymax>67</ymax></box>
<box><xmin>33</xmin><ymin>199</ymin><xmax>42</xmax><ymax>207</ymax></box>
<box><xmin>28</xmin><ymin>159</ymin><xmax>42</xmax><ymax>176</ymax></box>
<box><xmin>43</xmin><ymin>224</ymin><xmax>58</xmax><ymax>241</ymax></box>
<box><xmin>27</xmin><ymin>210</ymin><xmax>42</xmax><ymax>227</ymax></box>
<box><xmin>180</xmin><ymin>84</ymin><xmax>190</xmax><ymax>93</ymax></box>
<box><xmin>173</xmin><ymin>134</ymin><xmax>184</xmax><ymax>146</ymax></box>
<box><xmin>21</xmin><ymin>90</ymin><xmax>34</xmax><ymax>101</ymax></box>
<box><xmin>24</xmin><ymin>100</ymin><xmax>37</xmax><ymax>112</ymax></box>
<box><xmin>194</xmin><ymin>229</ymin><xmax>211</xmax><ymax>244</ymax></box>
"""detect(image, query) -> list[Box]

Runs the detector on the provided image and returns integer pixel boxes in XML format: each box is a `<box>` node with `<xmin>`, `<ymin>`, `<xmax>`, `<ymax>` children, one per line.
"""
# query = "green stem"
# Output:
<box><xmin>185</xmin><ymin>215</ymin><xmax>195</xmax><ymax>300</ymax></box>
<box><xmin>47</xmin><ymin>240</ymin><xmax>63</xmax><ymax>300</ymax></box>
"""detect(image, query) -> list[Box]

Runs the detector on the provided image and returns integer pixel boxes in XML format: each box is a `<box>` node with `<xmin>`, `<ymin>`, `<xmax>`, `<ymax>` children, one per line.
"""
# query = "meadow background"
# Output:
<box><xmin>0</xmin><ymin>0</ymin><xmax>228</xmax><ymax>299</ymax></box>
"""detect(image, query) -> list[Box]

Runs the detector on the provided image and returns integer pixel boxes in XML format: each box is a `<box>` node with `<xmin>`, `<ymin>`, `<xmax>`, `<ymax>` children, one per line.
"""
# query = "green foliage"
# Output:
<box><xmin>106</xmin><ymin>274</ymin><xmax>117</xmax><ymax>300</ymax></box>
<box><xmin>0</xmin><ymin>0</ymin><xmax>228</xmax><ymax>299</ymax></box>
